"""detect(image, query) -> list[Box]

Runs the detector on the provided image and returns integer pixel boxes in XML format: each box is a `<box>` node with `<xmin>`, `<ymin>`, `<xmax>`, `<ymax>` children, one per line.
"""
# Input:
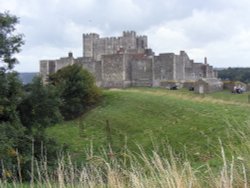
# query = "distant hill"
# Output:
<box><xmin>214</xmin><ymin>67</ymin><xmax>227</xmax><ymax>71</ymax></box>
<box><xmin>19</xmin><ymin>72</ymin><xmax>38</xmax><ymax>84</ymax></box>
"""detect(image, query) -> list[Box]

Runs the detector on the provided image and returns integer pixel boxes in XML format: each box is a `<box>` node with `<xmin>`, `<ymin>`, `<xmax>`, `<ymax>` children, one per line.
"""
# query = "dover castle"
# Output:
<box><xmin>40</xmin><ymin>31</ymin><xmax>218</xmax><ymax>88</ymax></box>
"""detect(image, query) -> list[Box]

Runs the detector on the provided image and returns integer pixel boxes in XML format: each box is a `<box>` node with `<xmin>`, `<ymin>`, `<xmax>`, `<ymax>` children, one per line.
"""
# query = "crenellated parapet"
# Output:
<box><xmin>82</xmin><ymin>31</ymin><xmax>148</xmax><ymax>60</ymax></box>
<box><xmin>83</xmin><ymin>33</ymin><xmax>100</xmax><ymax>38</ymax></box>
<box><xmin>123</xmin><ymin>30</ymin><xmax>136</xmax><ymax>37</ymax></box>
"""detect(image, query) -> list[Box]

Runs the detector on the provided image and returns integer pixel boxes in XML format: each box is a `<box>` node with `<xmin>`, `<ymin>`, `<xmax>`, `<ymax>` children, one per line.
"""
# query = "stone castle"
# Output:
<box><xmin>40</xmin><ymin>31</ymin><xmax>218</xmax><ymax>88</ymax></box>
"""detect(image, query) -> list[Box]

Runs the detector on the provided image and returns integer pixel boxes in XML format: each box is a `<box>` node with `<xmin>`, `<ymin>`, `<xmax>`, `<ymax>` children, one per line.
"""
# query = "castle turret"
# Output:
<box><xmin>83</xmin><ymin>33</ymin><xmax>99</xmax><ymax>58</ymax></box>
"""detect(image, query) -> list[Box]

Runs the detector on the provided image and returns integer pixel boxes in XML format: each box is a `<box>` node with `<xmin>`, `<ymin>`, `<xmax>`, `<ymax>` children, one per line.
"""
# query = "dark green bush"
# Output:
<box><xmin>49</xmin><ymin>64</ymin><xmax>102</xmax><ymax>120</ymax></box>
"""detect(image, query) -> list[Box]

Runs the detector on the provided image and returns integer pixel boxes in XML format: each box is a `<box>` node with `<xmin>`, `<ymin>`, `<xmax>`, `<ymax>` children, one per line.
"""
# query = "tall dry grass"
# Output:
<box><xmin>1</xmin><ymin>123</ymin><xmax>250</xmax><ymax>188</ymax></box>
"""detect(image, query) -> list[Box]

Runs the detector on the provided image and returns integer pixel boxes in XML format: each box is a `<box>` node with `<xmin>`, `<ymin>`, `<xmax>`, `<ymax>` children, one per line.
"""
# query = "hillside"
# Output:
<box><xmin>47</xmin><ymin>88</ymin><xmax>250</xmax><ymax>167</ymax></box>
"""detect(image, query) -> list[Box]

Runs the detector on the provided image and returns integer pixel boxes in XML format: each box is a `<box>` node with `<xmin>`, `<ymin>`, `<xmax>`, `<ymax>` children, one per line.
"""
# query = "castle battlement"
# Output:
<box><xmin>83</xmin><ymin>33</ymin><xmax>100</xmax><ymax>38</ymax></box>
<box><xmin>83</xmin><ymin>31</ymin><xmax>148</xmax><ymax>60</ymax></box>
<box><xmin>123</xmin><ymin>30</ymin><xmax>136</xmax><ymax>37</ymax></box>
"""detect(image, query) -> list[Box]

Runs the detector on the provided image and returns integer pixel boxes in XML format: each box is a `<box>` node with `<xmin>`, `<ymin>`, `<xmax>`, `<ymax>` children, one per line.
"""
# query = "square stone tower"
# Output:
<box><xmin>82</xmin><ymin>31</ymin><xmax>148</xmax><ymax>60</ymax></box>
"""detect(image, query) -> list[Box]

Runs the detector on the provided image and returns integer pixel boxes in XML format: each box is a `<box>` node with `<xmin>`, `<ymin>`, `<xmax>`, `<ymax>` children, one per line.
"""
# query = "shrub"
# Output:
<box><xmin>49</xmin><ymin>64</ymin><xmax>102</xmax><ymax>120</ymax></box>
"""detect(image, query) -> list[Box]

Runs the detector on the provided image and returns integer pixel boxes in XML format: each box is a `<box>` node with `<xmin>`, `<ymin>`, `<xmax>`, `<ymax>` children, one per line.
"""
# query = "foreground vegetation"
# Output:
<box><xmin>0</xmin><ymin>11</ymin><xmax>101</xmax><ymax>182</ymax></box>
<box><xmin>2</xmin><ymin>121</ymin><xmax>250</xmax><ymax>187</ymax></box>
<box><xmin>2</xmin><ymin>88</ymin><xmax>248</xmax><ymax>187</ymax></box>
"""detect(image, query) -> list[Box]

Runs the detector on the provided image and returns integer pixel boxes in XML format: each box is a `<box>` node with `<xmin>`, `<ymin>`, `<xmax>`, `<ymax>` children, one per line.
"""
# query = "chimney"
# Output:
<box><xmin>204</xmin><ymin>57</ymin><xmax>207</xmax><ymax>64</ymax></box>
<box><xmin>68</xmin><ymin>52</ymin><xmax>73</xmax><ymax>58</ymax></box>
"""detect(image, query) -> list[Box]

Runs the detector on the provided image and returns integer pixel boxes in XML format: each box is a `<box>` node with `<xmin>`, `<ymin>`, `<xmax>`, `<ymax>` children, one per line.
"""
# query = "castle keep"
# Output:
<box><xmin>40</xmin><ymin>31</ymin><xmax>218</xmax><ymax>88</ymax></box>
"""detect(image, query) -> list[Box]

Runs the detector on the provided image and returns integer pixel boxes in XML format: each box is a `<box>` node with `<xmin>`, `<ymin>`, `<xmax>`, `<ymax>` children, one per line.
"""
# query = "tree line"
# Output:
<box><xmin>218</xmin><ymin>67</ymin><xmax>250</xmax><ymax>83</ymax></box>
<box><xmin>0</xmin><ymin>12</ymin><xmax>101</xmax><ymax>180</ymax></box>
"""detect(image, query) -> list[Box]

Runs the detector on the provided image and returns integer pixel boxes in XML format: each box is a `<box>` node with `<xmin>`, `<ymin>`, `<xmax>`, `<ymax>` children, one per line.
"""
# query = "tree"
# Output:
<box><xmin>50</xmin><ymin>64</ymin><xmax>102</xmax><ymax>120</ymax></box>
<box><xmin>0</xmin><ymin>12</ymin><xmax>64</xmax><ymax>181</ymax></box>
<box><xmin>0</xmin><ymin>12</ymin><xmax>24</xmax><ymax>70</ymax></box>
<box><xmin>218</xmin><ymin>68</ymin><xmax>250</xmax><ymax>83</ymax></box>
<box><xmin>0</xmin><ymin>12</ymin><xmax>25</xmax><ymax>178</ymax></box>
<box><xmin>16</xmin><ymin>77</ymin><xmax>65</xmax><ymax>181</ymax></box>
<box><xmin>0</xmin><ymin>12</ymin><xmax>24</xmax><ymax>123</ymax></box>
<box><xmin>0</xmin><ymin>71</ymin><xmax>23</xmax><ymax>123</ymax></box>
<box><xmin>18</xmin><ymin>76</ymin><xmax>63</xmax><ymax>130</ymax></box>
<box><xmin>0</xmin><ymin>71</ymin><xmax>25</xmax><ymax>172</ymax></box>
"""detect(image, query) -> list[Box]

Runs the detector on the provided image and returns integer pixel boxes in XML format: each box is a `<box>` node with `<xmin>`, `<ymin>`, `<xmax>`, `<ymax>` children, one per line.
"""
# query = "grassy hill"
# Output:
<box><xmin>47</xmin><ymin>88</ymin><xmax>250</xmax><ymax>167</ymax></box>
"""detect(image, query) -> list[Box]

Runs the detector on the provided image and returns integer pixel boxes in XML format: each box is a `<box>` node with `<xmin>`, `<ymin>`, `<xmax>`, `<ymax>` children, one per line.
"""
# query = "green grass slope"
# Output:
<box><xmin>47</xmin><ymin>88</ymin><xmax>250</xmax><ymax>166</ymax></box>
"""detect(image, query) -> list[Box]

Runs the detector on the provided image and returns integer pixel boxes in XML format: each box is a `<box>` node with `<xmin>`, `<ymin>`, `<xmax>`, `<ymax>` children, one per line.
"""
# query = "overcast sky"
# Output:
<box><xmin>1</xmin><ymin>0</ymin><xmax>250</xmax><ymax>72</ymax></box>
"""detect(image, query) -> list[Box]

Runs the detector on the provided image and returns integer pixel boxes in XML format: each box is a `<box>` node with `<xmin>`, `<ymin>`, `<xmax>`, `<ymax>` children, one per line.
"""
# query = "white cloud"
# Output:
<box><xmin>1</xmin><ymin>0</ymin><xmax>250</xmax><ymax>72</ymax></box>
<box><xmin>204</xmin><ymin>29</ymin><xmax>250</xmax><ymax>67</ymax></box>
<box><xmin>145</xmin><ymin>26</ymin><xmax>190</xmax><ymax>54</ymax></box>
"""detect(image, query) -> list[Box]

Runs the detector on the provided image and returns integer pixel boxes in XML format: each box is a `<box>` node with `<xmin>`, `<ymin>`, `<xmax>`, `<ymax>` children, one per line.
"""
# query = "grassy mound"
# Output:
<box><xmin>46</xmin><ymin>88</ymin><xmax>250</xmax><ymax>167</ymax></box>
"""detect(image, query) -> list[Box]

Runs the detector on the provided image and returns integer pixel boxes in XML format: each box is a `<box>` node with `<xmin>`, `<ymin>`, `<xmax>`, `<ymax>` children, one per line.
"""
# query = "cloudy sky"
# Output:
<box><xmin>1</xmin><ymin>0</ymin><xmax>250</xmax><ymax>72</ymax></box>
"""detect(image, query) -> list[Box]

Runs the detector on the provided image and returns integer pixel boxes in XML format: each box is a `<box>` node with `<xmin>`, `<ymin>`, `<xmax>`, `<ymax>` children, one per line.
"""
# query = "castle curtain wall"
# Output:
<box><xmin>154</xmin><ymin>53</ymin><xmax>175</xmax><ymax>81</ymax></box>
<box><xmin>185</xmin><ymin>60</ymin><xmax>195</xmax><ymax>81</ymax></box>
<box><xmin>101</xmin><ymin>54</ymin><xmax>126</xmax><ymax>88</ymax></box>
<box><xmin>55</xmin><ymin>57</ymin><xmax>74</xmax><ymax>71</ymax></box>
<box><xmin>131</xmin><ymin>57</ymin><xmax>153</xmax><ymax>87</ymax></box>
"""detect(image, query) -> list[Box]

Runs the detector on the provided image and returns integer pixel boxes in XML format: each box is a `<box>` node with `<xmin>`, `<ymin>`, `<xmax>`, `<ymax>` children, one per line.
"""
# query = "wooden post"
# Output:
<box><xmin>106</xmin><ymin>120</ymin><xmax>112</xmax><ymax>147</ymax></box>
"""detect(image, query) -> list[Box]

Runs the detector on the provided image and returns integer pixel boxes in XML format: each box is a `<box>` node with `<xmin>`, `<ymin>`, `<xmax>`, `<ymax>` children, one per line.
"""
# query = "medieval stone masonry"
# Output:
<box><xmin>40</xmin><ymin>31</ymin><xmax>218</xmax><ymax>88</ymax></box>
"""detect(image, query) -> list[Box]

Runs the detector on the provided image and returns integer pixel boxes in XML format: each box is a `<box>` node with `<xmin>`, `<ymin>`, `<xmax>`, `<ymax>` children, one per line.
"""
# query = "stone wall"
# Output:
<box><xmin>154</xmin><ymin>53</ymin><xmax>175</xmax><ymax>81</ymax></box>
<box><xmin>94</xmin><ymin>61</ymin><xmax>102</xmax><ymax>86</ymax></box>
<box><xmin>192</xmin><ymin>63</ymin><xmax>204</xmax><ymax>79</ymax></box>
<box><xmin>180</xmin><ymin>51</ymin><xmax>193</xmax><ymax>80</ymax></box>
<box><xmin>194</xmin><ymin>78</ymin><xmax>223</xmax><ymax>94</ymax></box>
<box><xmin>40</xmin><ymin>60</ymin><xmax>49</xmax><ymax>82</ymax></box>
<box><xmin>174</xmin><ymin>55</ymin><xmax>185</xmax><ymax>80</ymax></box>
<box><xmin>75</xmin><ymin>57</ymin><xmax>103</xmax><ymax>86</ymax></box>
<box><xmin>185</xmin><ymin>60</ymin><xmax>195</xmax><ymax>80</ymax></box>
<box><xmin>55</xmin><ymin>57</ymin><xmax>74</xmax><ymax>71</ymax></box>
<box><xmin>40</xmin><ymin>54</ymin><xmax>75</xmax><ymax>82</ymax></box>
<box><xmin>131</xmin><ymin>56</ymin><xmax>153</xmax><ymax>87</ymax></box>
<box><xmin>101</xmin><ymin>54</ymin><xmax>126</xmax><ymax>88</ymax></box>
<box><xmin>207</xmin><ymin>65</ymin><xmax>215</xmax><ymax>78</ymax></box>
<box><xmin>75</xmin><ymin>57</ymin><xmax>95</xmax><ymax>74</ymax></box>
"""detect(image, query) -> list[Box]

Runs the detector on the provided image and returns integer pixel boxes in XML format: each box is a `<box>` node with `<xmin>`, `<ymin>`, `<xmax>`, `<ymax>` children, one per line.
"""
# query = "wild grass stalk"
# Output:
<box><xmin>2</xmin><ymin>123</ymin><xmax>250</xmax><ymax>187</ymax></box>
